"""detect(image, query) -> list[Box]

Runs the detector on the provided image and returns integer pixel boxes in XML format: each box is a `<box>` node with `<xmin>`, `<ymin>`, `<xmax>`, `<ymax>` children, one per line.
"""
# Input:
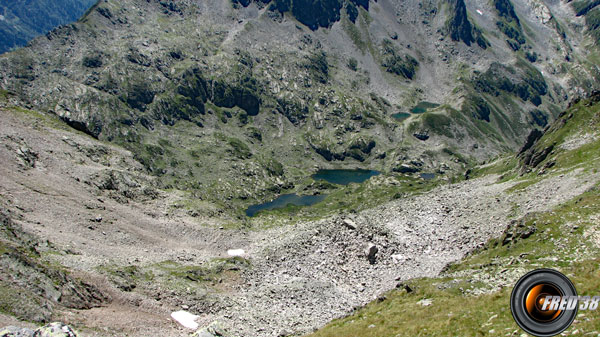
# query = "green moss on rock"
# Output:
<box><xmin>462</xmin><ymin>94</ymin><xmax>492</xmax><ymax>122</ymax></box>
<box><xmin>473</xmin><ymin>61</ymin><xmax>547</xmax><ymax>106</ymax></box>
<box><xmin>381</xmin><ymin>39</ymin><xmax>419</xmax><ymax>80</ymax></box>
<box><xmin>494</xmin><ymin>0</ymin><xmax>527</xmax><ymax>50</ymax></box>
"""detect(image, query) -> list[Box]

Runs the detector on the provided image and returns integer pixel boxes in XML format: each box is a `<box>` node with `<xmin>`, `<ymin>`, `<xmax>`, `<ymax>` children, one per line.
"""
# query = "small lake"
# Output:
<box><xmin>391</xmin><ymin>112</ymin><xmax>411</xmax><ymax>121</ymax></box>
<box><xmin>420</xmin><ymin>173</ymin><xmax>436</xmax><ymax>180</ymax></box>
<box><xmin>312</xmin><ymin>169</ymin><xmax>381</xmax><ymax>185</ymax></box>
<box><xmin>410</xmin><ymin>101</ymin><xmax>440</xmax><ymax>114</ymax></box>
<box><xmin>245</xmin><ymin>193</ymin><xmax>327</xmax><ymax>217</ymax></box>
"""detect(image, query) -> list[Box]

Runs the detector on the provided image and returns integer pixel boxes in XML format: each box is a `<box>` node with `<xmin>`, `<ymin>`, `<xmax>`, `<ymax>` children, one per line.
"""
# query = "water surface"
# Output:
<box><xmin>420</xmin><ymin>173</ymin><xmax>436</xmax><ymax>180</ymax></box>
<box><xmin>312</xmin><ymin>169</ymin><xmax>381</xmax><ymax>185</ymax></box>
<box><xmin>391</xmin><ymin>112</ymin><xmax>411</xmax><ymax>121</ymax></box>
<box><xmin>410</xmin><ymin>101</ymin><xmax>440</xmax><ymax>114</ymax></box>
<box><xmin>245</xmin><ymin>193</ymin><xmax>327</xmax><ymax>217</ymax></box>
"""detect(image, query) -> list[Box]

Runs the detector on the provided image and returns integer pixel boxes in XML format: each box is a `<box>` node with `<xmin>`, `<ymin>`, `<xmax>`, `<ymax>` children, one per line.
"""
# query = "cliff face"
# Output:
<box><xmin>446</xmin><ymin>0</ymin><xmax>488</xmax><ymax>48</ymax></box>
<box><xmin>234</xmin><ymin>0</ymin><xmax>371</xmax><ymax>29</ymax></box>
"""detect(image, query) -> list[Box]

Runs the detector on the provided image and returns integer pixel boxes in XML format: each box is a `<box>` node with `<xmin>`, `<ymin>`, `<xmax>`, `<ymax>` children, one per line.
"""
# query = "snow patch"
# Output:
<box><xmin>391</xmin><ymin>254</ymin><xmax>407</xmax><ymax>263</ymax></box>
<box><xmin>417</xmin><ymin>298</ymin><xmax>433</xmax><ymax>306</ymax></box>
<box><xmin>171</xmin><ymin>310</ymin><xmax>199</xmax><ymax>330</ymax></box>
<box><xmin>227</xmin><ymin>249</ymin><xmax>245</xmax><ymax>257</ymax></box>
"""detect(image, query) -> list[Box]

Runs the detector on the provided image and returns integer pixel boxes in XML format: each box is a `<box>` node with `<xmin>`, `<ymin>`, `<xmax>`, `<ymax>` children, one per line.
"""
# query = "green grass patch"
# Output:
<box><xmin>469</xmin><ymin>155</ymin><xmax>518</xmax><ymax>179</ymax></box>
<box><xmin>421</xmin><ymin>112</ymin><xmax>453</xmax><ymax>138</ymax></box>
<box><xmin>99</xmin><ymin>257</ymin><xmax>250</xmax><ymax>294</ymax></box>
<box><xmin>342</xmin><ymin>17</ymin><xmax>367</xmax><ymax>52</ymax></box>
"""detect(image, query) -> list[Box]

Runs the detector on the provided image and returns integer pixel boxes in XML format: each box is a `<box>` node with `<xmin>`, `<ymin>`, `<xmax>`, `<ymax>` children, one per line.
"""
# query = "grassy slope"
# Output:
<box><xmin>308</xmin><ymin>96</ymin><xmax>600</xmax><ymax>336</ymax></box>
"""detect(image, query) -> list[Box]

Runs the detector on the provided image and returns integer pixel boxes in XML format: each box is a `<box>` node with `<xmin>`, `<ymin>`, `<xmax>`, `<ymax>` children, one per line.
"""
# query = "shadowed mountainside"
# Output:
<box><xmin>0</xmin><ymin>0</ymin><xmax>97</xmax><ymax>54</ymax></box>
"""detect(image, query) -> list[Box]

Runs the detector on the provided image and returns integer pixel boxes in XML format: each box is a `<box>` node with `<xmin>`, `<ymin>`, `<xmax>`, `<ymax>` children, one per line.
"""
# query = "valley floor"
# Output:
<box><xmin>0</xmin><ymin>103</ymin><xmax>599</xmax><ymax>336</ymax></box>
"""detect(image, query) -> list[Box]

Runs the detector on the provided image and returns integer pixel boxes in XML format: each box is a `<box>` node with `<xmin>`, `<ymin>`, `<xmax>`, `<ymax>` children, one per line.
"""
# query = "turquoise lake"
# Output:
<box><xmin>391</xmin><ymin>112</ymin><xmax>411</xmax><ymax>121</ymax></box>
<box><xmin>246</xmin><ymin>169</ymin><xmax>381</xmax><ymax>217</ymax></box>
<box><xmin>410</xmin><ymin>101</ymin><xmax>440</xmax><ymax>114</ymax></box>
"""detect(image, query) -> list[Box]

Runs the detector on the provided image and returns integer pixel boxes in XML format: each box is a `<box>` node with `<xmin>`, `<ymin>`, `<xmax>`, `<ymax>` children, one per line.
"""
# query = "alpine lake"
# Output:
<box><xmin>245</xmin><ymin>169</ymin><xmax>381</xmax><ymax>217</ymax></box>
<box><xmin>391</xmin><ymin>101</ymin><xmax>440</xmax><ymax>121</ymax></box>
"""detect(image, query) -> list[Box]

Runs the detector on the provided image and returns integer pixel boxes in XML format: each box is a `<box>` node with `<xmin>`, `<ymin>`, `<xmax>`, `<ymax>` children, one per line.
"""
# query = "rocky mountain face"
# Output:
<box><xmin>0</xmin><ymin>0</ymin><xmax>598</xmax><ymax>218</ymax></box>
<box><xmin>0</xmin><ymin>0</ymin><xmax>97</xmax><ymax>54</ymax></box>
<box><xmin>0</xmin><ymin>2</ymin><xmax>599</xmax><ymax>335</ymax></box>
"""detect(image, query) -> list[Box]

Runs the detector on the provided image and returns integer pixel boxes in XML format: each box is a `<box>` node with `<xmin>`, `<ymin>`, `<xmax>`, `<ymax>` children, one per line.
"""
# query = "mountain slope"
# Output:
<box><xmin>0</xmin><ymin>88</ymin><xmax>598</xmax><ymax>337</ymax></box>
<box><xmin>0</xmin><ymin>0</ymin><xmax>97</xmax><ymax>54</ymax></box>
<box><xmin>0</xmin><ymin>0</ymin><xmax>598</xmax><ymax>220</ymax></box>
<box><xmin>0</xmin><ymin>2</ymin><xmax>600</xmax><ymax>335</ymax></box>
<box><xmin>309</xmin><ymin>91</ymin><xmax>600</xmax><ymax>337</ymax></box>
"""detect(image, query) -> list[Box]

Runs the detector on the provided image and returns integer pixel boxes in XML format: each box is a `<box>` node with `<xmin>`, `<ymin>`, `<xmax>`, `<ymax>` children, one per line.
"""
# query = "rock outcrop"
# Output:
<box><xmin>0</xmin><ymin>323</ymin><xmax>79</xmax><ymax>337</ymax></box>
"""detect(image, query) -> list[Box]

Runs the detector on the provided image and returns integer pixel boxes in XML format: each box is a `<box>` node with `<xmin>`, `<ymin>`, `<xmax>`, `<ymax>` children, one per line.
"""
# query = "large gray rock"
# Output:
<box><xmin>192</xmin><ymin>321</ymin><xmax>227</xmax><ymax>337</ymax></box>
<box><xmin>342</xmin><ymin>218</ymin><xmax>357</xmax><ymax>230</ymax></box>
<box><xmin>0</xmin><ymin>327</ymin><xmax>34</xmax><ymax>337</ymax></box>
<box><xmin>194</xmin><ymin>332</ymin><xmax>216</xmax><ymax>337</ymax></box>
<box><xmin>0</xmin><ymin>323</ymin><xmax>78</xmax><ymax>337</ymax></box>
<box><xmin>364</xmin><ymin>243</ymin><xmax>378</xmax><ymax>264</ymax></box>
<box><xmin>33</xmin><ymin>323</ymin><xmax>79</xmax><ymax>337</ymax></box>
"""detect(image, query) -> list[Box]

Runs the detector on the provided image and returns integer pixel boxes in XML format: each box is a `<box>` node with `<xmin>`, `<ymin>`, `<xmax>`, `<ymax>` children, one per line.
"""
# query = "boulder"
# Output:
<box><xmin>342</xmin><ymin>219</ymin><xmax>357</xmax><ymax>230</ymax></box>
<box><xmin>413</xmin><ymin>131</ymin><xmax>429</xmax><ymax>141</ymax></box>
<box><xmin>16</xmin><ymin>146</ymin><xmax>38</xmax><ymax>168</ymax></box>
<box><xmin>501</xmin><ymin>219</ymin><xmax>536</xmax><ymax>246</ymax></box>
<box><xmin>194</xmin><ymin>332</ymin><xmax>216</xmax><ymax>337</ymax></box>
<box><xmin>417</xmin><ymin>298</ymin><xmax>433</xmax><ymax>306</ymax></box>
<box><xmin>365</xmin><ymin>243</ymin><xmax>378</xmax><ymax>264</ymax></box>
<box><xmin>393</xmin><ymin>164</ymin><xmax>421</xmax><ymax>174</ymax></box>
<box><xmin>192</xmin><ymin>321</ymin><xmax>227</xmax><ymax>337</ymax></box>
<box><xmin>33</xmin><ymin>323</ymin><xmax>79</xmax><ymax>337</ymax></box>
<box><xmin>1</xmin><ymin>323</ymin><xmax>79</xmax><ymax>337</ymax></box>
<box><xmin>0</xmin><ymin>327</ymin><xmax>34</xmax><ymax>337</ymax></box>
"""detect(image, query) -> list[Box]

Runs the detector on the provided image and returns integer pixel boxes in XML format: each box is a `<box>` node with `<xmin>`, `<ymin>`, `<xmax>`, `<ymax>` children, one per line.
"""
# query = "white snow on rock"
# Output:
<box><xmin>171</xmin><ymin>310</ymin><xmax>200</xmax><ymax>330</ymax></box>
<box><xmin>227</xmin><ymin>249</ymin><xmax>245</xmax><ymax>257</ymax></box>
